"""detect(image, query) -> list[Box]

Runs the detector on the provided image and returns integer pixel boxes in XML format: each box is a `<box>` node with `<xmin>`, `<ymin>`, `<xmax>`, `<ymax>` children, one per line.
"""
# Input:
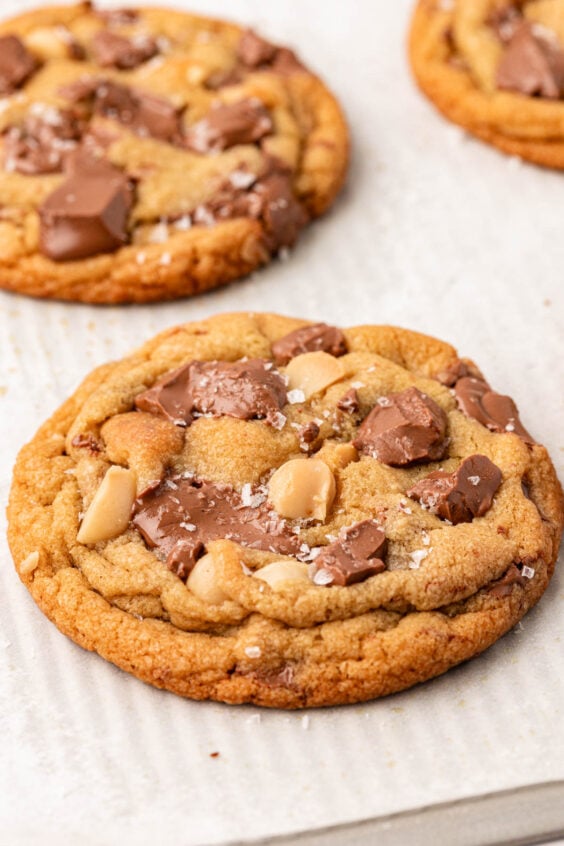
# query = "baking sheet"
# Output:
<box><xmin>1</xmin><ymin>1</ymin><xmax>563</xmax><ymax>844</ymax></box>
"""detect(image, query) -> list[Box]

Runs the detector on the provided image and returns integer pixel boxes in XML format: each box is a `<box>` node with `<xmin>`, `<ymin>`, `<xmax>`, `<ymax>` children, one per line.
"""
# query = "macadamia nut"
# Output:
<box><xmin>285</xmin><ymin>351</ymin><xmax>345</xmax><ymax>400</ymax></box>
<box><xmin>268</xmin><ymin>458</ymin><xmax>336</xmax><ymax>521</ymax></box>
<box><xmin>77</xmin><ymin>466</ymin><xmax>137</xmax><ymax>544</ymax></box>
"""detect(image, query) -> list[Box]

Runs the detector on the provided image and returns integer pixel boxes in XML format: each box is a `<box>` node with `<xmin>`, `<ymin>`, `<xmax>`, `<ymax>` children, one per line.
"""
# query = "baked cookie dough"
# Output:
<box><xmin>410</xmin><ymin>0</ymin><xmax>564</xmax><ymax>168</ymax></box>
<box><xmin>0</xmin><ymin>4</ymin><xmax>348</xmax><ymax>302</ymax></box>
<box><xmin>8</xmin><ymin>313</ymin><xmax>563</xmax><ymax>708</ymax></box>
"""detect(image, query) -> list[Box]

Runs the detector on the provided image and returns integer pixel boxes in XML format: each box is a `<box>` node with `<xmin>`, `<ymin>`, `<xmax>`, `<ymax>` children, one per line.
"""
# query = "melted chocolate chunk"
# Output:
<box><xmin>337</xmin><ymin>388</ymin><xmax>360</xmax><ymax>414</ymax></box>
<box><xmin>0</xmin><ymin>35</ymin><xmax>39</xmax><ymax>96</ymax></box>
<box><xmin>132</xmin><ymin>475</ymin><xmax>300</xmax><ymax>580</ymax></box>
<box><xmin>62</xmin><ymin>78</ymin><xmax>182</xmax><ymax>142</ymax></box>
<box><xmin>135</xmin><ymin>359</ymin><xmax>288</xmax><ymax>427</ymax></box>
<box><xmin>496</xmin><ymin>20</ymin><xmax>564</xmax><ymax>98</ymax></box>
<box><xmin>184</xmin><ymin>99</ymin><xmax>273</xmax><ymax>153</ymax></box>
<box><xmin>39</xmin><ymin>153</ymin><xmax>133</xmax><ymax>261</ymax></box>
<box><xmin>488</xmin><ymin>563</ymin><xmax>528</xmax><ymax>597</ymax></box>
<box><xmin>272</xmin><ymin>323</ymin><xmax>348</xmax><ymax>366</ymax></box>
<box><xmin>353</xmin><ymin>387</ymin><xmax>449</xmax><ymax>466</ymax></box>
<box><xmin>3</xmin><ymin>109</ymin><xmax>84</xmax><ymax>175</ymax></box>
<box><xmin>454</xmin><ymin>377</ymin><xmax>534</xmax><ymax>444</ymax></box>
<box><xmin>408</xmin><ymin>454</ymin><xmax>502</xmax><ymax>524</ymax></box>
<box><xmin>313</xmin><ymin>521</ymin><xmax>387</xmax><ymax>586</ymax></box>
<box><xmin>91</xmin><ymin>31</ymin><xmax>158</xmax><ymax>69</ymax></box>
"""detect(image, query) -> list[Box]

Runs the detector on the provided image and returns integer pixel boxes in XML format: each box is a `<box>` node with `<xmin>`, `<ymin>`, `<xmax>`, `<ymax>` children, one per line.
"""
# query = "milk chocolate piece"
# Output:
<box><xmin>255</xmin><ymin>172</ymin><xmax>309</xmax><ymax>250</ymax></box>
<box><xmin>135</xmin><ymin>359</ymin><xmax>288</xmax><ymax>427</ymax></box>
<box><xmin>237</xmin><ymin>30</ymin><xmax>277</xmax><ymax>67</ymax></box>
<box><xmin>353</xmin><ymin>387</ymin><xmax>449</xmax><ymax>466</ymax></box>
<box><xmin>237</xmin><ymin>29</ymin><xmax>304</xmax><ymax>75</ymax></box>
<box><xmin>454</xmin><ymin>377</ymin><xmax>534</xmax><ymax>444</ymax></box>
<box><xmin>408</xmin><ymin>454</ymin><xmax>502</xmax><ymax>524</ymax></box>
<box><xmin>132</xmin><ymin>475</ymin><xmax>300</xmax><ymax>580</ymax></box>
<box><xmin>434</xmin><ymin>359</ymin><xmax>483</xmax><ymax>388</ymax></box>
<box><xmin>488</xmin><ymin>563</ymin><xmax>528</xmax><ymax>597</ymax></box>
<box><xmin>62</xmin><ymin>78</ymin><xmax>182</xmax><ymax>142</ymax></box>
<box><xmin>489</xmin><ymin>4</ymin><xmax>522</xmax><ymax>42</ymax></box>
<box><xmin>91</xmin><ymin>31</ymin><xmax>158</xmax><ymax>69</ymax></box>
<box><xmin>298</xmin><ymin>421</ymin><xmax>320</xmax><ymax>450</ymax></box>
<box><xmin>0</xmin><ymin>35</ymin><xmax>39</xmax><ymax>96</ymax></box>
<box><xmin>313</xmin><ymin>521</ymin><xmax>387</xmax><ymax>586</ymax></box>
<box><xmin>187</xmin><ymin>161</ymin><xmax>308</xmax><ymax>252</ymax></box>
<box><xmin>496</xmin><ymin>21</ymin><xmax>564</xmax><ymax>98</ymax></box>
<box><xmin>272</xmin><ymin>323</ymin><xmax>348</xmax><ymax>366</ymax></box>
<box><xmin>3</xmin><ymin>109</ymin><xmax>83</xmax><ymax>175</ymax></box>
<box><xmin>337</xmin><ymin>388</ymin><xmax>360</xmax><ymax>414</ymax></box>
<box><xmin>95</xmin><ymin>80</ymin><xmax>181</xmax><ymax>141</ymax></box>
<box><xmin>184</xmin><ymin>99</ymin><xmax>273</xmax><ymax>153</ymax></box>
<box><xmin>39</xmin><ymin>154</ymin><xmax>133</xmax><ymax>261</ymax></box>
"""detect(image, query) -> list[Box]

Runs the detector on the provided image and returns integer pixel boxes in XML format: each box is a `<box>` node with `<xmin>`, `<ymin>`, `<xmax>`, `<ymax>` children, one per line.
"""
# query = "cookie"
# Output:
<box><xmin>0</xmin><ymin>4</ymin><xmax>348</xmax><ymax>302</ymax></box>
<box><xmin>410</xmin><ymin>0</ymin><xmax>564</xmax><ymax>168</ymax></box>
<box><xmin>7</xmin><ymin>313</ymin><xmax>563</xmax><ymax>708</ymax></box>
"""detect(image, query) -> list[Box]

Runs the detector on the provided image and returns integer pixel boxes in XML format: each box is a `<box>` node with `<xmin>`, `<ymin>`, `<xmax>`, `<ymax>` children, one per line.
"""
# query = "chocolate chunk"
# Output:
<box><xmin>353</xmin><ymin>387</ymin><xmax>449</xmax><ymax>466</ymax></box>
<box><xmin>237</xmin><ymin>29</ymin><xmax>304</xmax><ymax>75</ymax></box>
<box><xmin>0</xmin><ymin>35</ymin><xmax>39</xmax><ymax>96</ymax></box>
<box><xmin>237</xmin><ymin>29</ymin><xmax>278</xmax><ymax>68</ymax></box>
<box><xmin>496</xmin><ymin>21</ymin><xmax>564</xmax><ymax>98</ymax></box>
<box><xmin>135</xmin><ymin>359</ymin><xmax>288</xmax><ymax>427</ymax></box>
<box><xmin>62</xmin><ymin>78</ymin><xmax>182</xmax><ymax>142</ymax></box>
<box><xmin>272</xmin><ymin>323</ymin><xmax>348</xmax><ymax>366</ymax></box>
<box><xmin>71</xmin><ymin>433</ymin><xmax>102</xmax><ymax>452</ymax></box>
<box><xmin>91</xmin><ymin>31</ymin><xmax>158</xmax><ymax>69</ymax></box>
<box><xmin>3</xmin><ymin>108</ymin><xmax>84</xmax><ymax>175</ymax></box>
<box><xmin>39</xmin><ymin>154</ymin><xmax>133</xmax><ymax>261</ymax></box>
<box><xmin>488</xmin><ymin>563</ymin><xmax>528</xmax><ymax>597</ymax></box>
<box><xmin>188</xmin><ymin>161</ymin><xmax>308</xmax><ymax>252</ymax></box>
<box><xmin>312</xmin><ymin>520</ymin><xmax>387</xmax><ymax>586</ymax></box>
<box><xmin>454</xmin><ymin>377</ymin><xmax>534</xmax><ymax>444</ymax></box>
<box><xmin>184</xmin><ymin>99</ymin><xmax>273</xmax><ymax>153</ymax></box>
<box><xmin>408</xmin><ymin>454</ymin><xmax>502</xmax><ymax>524</ymax></box>
<box><xmin>298</xmin><ymin>421</ymin><xmax>320</xmax><ymax>451</ymax></box>
<box><xmin>434</xmin><ymin>359</ymin><xmax>483</xmax><ymax>388</ymax></box>
<box><xmin>489</xmin><ymin>4</ymin><xmax>522</xmax><ymax>42</ymax></box>
<box><xmin>255</xmin><ymin>172</ymin><xmax>309</xmax><ymax>250</ymax></box>
<box><xmin>95</xmin><ymin>80</ymin><xmax>181</xmax><ymax>141</ymax></box>
<box><xmin>337</xmin><ymin>389</ymin><xmax>360</xmax><ymax>414</ymax></box>
<box><xmin>132</xmin><ymin>475</ymin><xmax>300</xmax><ymax>580</ymax></box>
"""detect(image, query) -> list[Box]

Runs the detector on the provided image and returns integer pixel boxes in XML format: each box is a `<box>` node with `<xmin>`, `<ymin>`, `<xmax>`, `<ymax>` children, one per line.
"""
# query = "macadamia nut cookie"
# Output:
<box><xmin>410</xmin><ymin>0</ymin><xmax>564</xmax><ymax>168</ymax></box>
<box><xmin>8</xmin><ymin>313</ymin><xmax>563</xmax><ymax>708</ymax></box>
<box><xmin>0</xmin><ymin>3</ymin><xmax>348</xmax><ymax>302</ymax></box>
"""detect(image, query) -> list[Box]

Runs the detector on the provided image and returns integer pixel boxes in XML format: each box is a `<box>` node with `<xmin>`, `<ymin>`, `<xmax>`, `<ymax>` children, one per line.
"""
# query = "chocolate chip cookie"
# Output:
<box><xmin>410</xmin><ymin>0</ymin><xmax>564</xmax><ymax>168</ymax></box>
<box><xmin>8</xmin><ymin>314</ymin><xmax>563</xmax><ymax>707</ymax></box>
<box><xmin>0</xmin><ymin>4</ymin><xmax>348</xmax><ymax>302</ymax></box>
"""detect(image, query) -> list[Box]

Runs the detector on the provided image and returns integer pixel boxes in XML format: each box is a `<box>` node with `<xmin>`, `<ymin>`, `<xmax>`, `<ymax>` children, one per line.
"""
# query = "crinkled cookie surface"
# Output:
<box><xmin>8</xmin><ymin>313</ymin><xmax>563</xmax><ymax>708</ymax></box>
<box><xmin>410</xmin><ymin>0</ymin><xmax>564</xmax><ymax>168</ymax></box>
<box><xmin>0</xmin><ymin>3</ymin><xmax>348</xmax><ymax>302</ymax></box>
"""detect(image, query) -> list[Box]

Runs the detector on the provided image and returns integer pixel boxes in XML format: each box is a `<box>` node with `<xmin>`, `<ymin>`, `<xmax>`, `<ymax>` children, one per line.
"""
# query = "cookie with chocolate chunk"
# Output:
<box><xmin>0</xmin><ymin>4</ymin><xmax>348</xmax><ymax>302</ymax></box>
<box><xmin>8</xmin><ymin>314</ymin><xmax>563</xmax><ymax>708</ymax></box>
<box><xmin>410</xmin><ymin>0</ymin><xmax>564</xmax><ymax>168</ymax></box>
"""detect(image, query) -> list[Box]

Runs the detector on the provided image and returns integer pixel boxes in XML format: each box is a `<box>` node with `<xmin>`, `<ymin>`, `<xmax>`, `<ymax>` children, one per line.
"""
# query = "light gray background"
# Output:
<box><xmin>0</xmin><ymin>1</ymin><xmax>563</xmax><ymax>844</ymax></box>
